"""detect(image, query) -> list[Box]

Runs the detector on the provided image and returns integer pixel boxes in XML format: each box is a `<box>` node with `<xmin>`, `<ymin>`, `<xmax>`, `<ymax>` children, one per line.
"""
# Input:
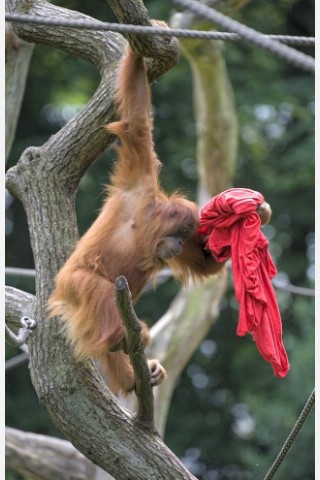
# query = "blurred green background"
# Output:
<box><xmin>6</xmin><ymin>1</ymin><xmax>314</xmax><ymax>479</ymax></box>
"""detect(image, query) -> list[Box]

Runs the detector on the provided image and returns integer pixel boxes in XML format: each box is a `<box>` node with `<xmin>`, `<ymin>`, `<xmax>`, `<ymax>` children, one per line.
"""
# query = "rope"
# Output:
<box><xmin>172</xmin><ymin>0</ymin><xmax>315</xmax><ymax>74</ymax></box>
<box><xmin>5</xmin><ymin>13</ymin><xmax>315</xmax><ymax>47</ymax></box>
<box><xmin>263</xmin><ymin>389</ymin><xmax>315</xmax><ymax>480</ymax></box>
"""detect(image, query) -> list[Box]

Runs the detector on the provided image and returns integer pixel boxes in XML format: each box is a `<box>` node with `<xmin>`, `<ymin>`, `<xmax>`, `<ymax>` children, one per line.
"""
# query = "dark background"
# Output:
<box><xmin>6</xmin><ymin>1</ymin><xmax>315</xmax><ymax>479</ymax></box>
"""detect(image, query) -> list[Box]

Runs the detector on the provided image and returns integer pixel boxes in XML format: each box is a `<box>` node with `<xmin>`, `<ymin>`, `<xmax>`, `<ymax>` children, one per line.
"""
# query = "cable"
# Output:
<box><xmin>263</xmin><ymin>389</ymin><xmax>315</xmax><ymax>480</ymax></box>
<box><xmin>5</xmin><ymin>267</ymin><xmax>36</xmax><ymax>278</ymax></box>
<box><xmin>5</xmin><ymin>13</ymin><xmax>315</xmax><ymax>46</ymax></box>
<box><xmin>172</xmin><ymin>0</ymin><xmax>315</xmax><ymax>74</ymax></box>
<box><xmin>5</xmin><ymin>352</ymin><xmax>29</xmax><ymax>371</ymax></box>
<box><xmin>272</xmin><ymin>279</ymin><xmax>315</xmax><ymax>297</ymax></box>
<box><xmin>5</xmin><ymin>266</ymin><xmax>315</xmax><ymax>298</ymax></box>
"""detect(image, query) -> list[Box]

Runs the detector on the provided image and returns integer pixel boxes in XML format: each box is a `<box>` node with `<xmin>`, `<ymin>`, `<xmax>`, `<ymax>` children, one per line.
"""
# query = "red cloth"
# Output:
<box><xmin>198</xmin><ymin>188</ymin><xmax>290</xmax><ymax>378</ymax></box>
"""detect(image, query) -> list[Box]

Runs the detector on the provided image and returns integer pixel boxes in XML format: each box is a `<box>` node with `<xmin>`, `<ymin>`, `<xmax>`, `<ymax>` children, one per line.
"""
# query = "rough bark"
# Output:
<box><xmin>115</xmin><ymin>276</ymin><xmax>156</xmax><ymax>428</ymax></box>
<box><xmin>5</xmin><ymin>286</ymin><xmax>36</xmax><ymax>331</ymax></box>
<box><xmin>107</xmin><ymin>0</ymin><xmax>180</xmax><ymax>82</ymax></box>
<box><xmin>6</xmin><ymin>427</ymin><xmax>96</xmax><ymax>480</ymax></box>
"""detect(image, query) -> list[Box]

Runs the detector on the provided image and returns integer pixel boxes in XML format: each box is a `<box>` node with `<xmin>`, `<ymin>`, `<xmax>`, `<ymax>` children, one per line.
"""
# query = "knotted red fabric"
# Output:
<box><xmin>198</xmin><ymin>188</ymin><xmax>290</xmax><ymax>377</ymax></box>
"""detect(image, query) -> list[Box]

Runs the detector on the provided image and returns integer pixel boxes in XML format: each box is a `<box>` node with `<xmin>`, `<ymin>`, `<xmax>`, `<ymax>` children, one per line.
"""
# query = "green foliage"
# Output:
<box><xmin>6</xmin><ymin>0</ymin><xmax>314</xmax><ymax>479</ymax></box>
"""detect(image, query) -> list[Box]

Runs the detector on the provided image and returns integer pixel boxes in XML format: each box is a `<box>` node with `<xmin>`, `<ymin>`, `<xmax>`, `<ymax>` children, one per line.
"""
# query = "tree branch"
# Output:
<box><xmin>5</xmin><ymin>22</ymin><xmax>35</xmax><ymax>163</ymax></box>
<box><xmin>6</xmin><ymin>0</ymin><xmax>123</xmax><ymax>71</ymax></box>
<box><xmin>6</xmin><ymin>0</ymin><xmax>180</xmax><ymax>192</ymax></box>
<box><xmin>5</xmin><ymin>286</ymin><xmax>35</xmax><ymax>354</ymax></box>
<box><xmin>6</xmin><ymin>427</ymin><xmax>95</xmax><ymax>480</ymax></box>
<box><xmin>5</xmin><ymin>285</ymin><xmax>36</xmax><ymax>330</ymax></box>
<box><xmin>106</xmin><ymin>0</ymin><xmax>180</xmax><ymax>82</ymax></box>
<box><xmin>149</xmin><ymin>274</ymin><xmax>228</xmax><ymax>434</ymax></box>
<box><xmin>115</xmin><ymin>275</ymin><xmax>155</xmax><ymax>429</ymax></box>
<box><xmin>6</xmin><ymin>0</ymin><xmax>125</xmax><ymax>192</ymax></box>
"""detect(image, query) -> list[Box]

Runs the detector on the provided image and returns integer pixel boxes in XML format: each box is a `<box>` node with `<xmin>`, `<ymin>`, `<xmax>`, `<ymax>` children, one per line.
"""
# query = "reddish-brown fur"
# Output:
<box><xmin>47</xmin><ymin>47</ymin><xmax>228</xmax><ymax>394</ymax></box>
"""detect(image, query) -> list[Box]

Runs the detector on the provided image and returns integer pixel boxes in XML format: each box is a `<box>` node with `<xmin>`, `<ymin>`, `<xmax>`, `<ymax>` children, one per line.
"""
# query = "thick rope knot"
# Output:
<box><xmin>198</xmin><ymin>188</ymin><xmax>290</xmax><ymax>378</ymax></box>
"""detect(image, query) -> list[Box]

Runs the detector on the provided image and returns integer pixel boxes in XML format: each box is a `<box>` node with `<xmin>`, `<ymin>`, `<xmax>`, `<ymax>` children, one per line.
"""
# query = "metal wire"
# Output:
<box><xmin>5</xmin><ymin>13</ymin><xmax>315</xmax><ymax>47</ymax></box>
<box><xmin>172</xmin><ymin>0</ymin><xmax>315</xmax><ymax>74</ymax></box>
<box><xmin>5</xmin><ymin>352</ymin><xmax>29</xmax><ymax>371</ymax></box>
<box><xmin>272</xmin><ymin>279</ymin><xmax>315</xmax><ymax>297</ymax></box>
<box><xmin>5</xmin><ymin>267</ymin><xmax>36</xmax><ymax>278</ymax></box>
<box><xmin>5</xmin><ymin>266</ymin><xmax>315</xmax><ymax>298</ymax></box>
